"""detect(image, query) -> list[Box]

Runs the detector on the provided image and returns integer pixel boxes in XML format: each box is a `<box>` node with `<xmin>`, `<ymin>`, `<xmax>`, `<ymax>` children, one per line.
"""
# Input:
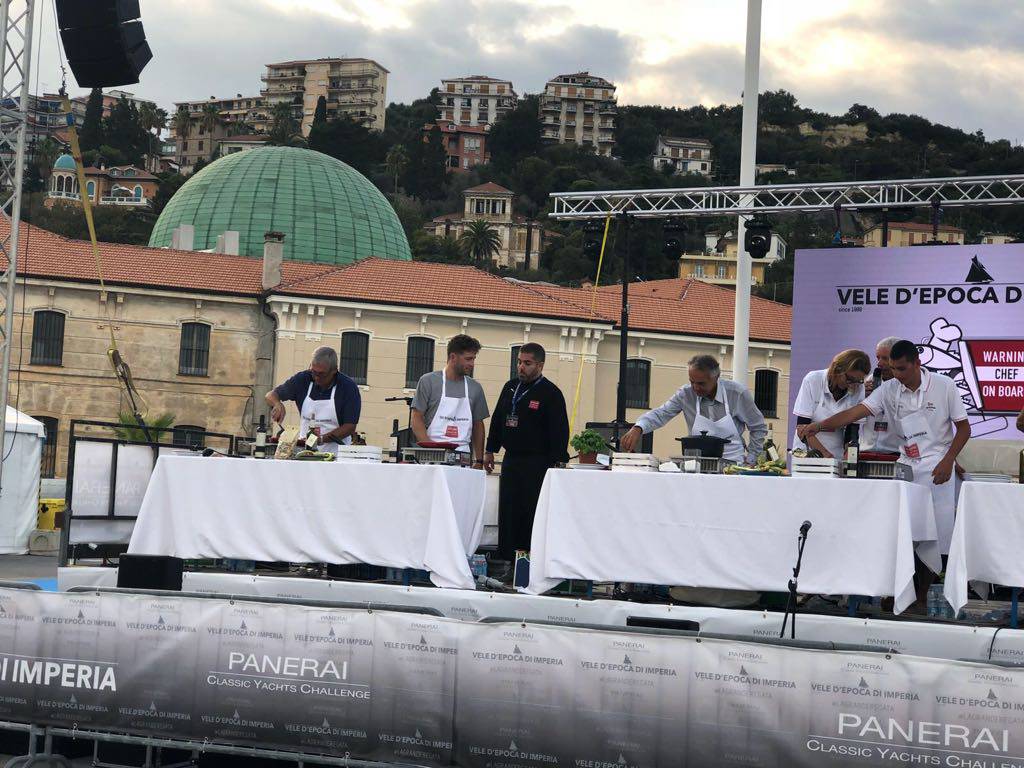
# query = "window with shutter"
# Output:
<box><xmin>405</xmin><ymin>337</ymin><xmax>434</xmax><ymax>388</ymax></box>
<box><xmin>754</xmin><ymin>369</ymin><xmax>779</xmax><ymax>418</ymax></box>
<box><xmin>178</xmin><ymin>323</ymin><xmax>211</xmax><ymax>376</ymax></box>
<box><xmin>341</xmin><ymin>331</ymin><xmax>369</xmax><ymax>385</ymax></box>
<box><xmin>625</xmin><ymin>359</ymin><xmax>651</xmax><ymax>409</ymax></box>
<box><xmin>509</xmin><ymin>345</ymin><xmax>522</xmax><ymax>381</ymax></box>
<box><xmin>30</xmin><ymin>311</ymin><xmax>65</xmax><ymax>366</ymax></box>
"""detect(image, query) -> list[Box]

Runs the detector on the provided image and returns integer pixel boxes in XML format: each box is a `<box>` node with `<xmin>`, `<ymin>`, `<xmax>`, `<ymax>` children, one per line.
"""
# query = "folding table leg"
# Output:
<box><xmin>1011</xmin><ymin>588</ymin><xmax>1020</xmax><ymax>629</ymax></box>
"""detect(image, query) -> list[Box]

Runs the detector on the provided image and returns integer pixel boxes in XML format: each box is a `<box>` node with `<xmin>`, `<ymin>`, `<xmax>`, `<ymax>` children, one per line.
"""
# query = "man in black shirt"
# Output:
<box><xmin>484</xmin><ymin>343</ymin><xmax>569</xmax><ymax>570</ymax></box>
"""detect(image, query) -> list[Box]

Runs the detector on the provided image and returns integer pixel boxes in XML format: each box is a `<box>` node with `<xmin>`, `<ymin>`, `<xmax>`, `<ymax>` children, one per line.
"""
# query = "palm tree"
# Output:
<box><xmin>384</xmin><ymin>144</ymin><xmax>409</xmax><ymax>194</ymax></box>
<box><xmin>33</xmin><ymin>137</ymin><xmax>61</xmax><ymax>187</ymax></box>
<box><xmin>199</xmin><ymin>103</ymin><xmax>220</xmax><ymax>137</ymax></box>
<box><xmin>137</xmin><ymin>102</ymin><xmax>167</xmax><ymax>164</ymax></box>
<box><xmin>172</xmin><ymin>106</ymin><xmax>191</xmax><ymax>139</ymax></box>
<box><xmin>268</xmin><ymin>101</ymin><xmax>299</xmax><ymax>146</ymax></box>
<box><xmin>459</xmin><ymin>220</ymin><xmax>502</xmax><ymax>263</ymax></box>
<box><xmin>112</xmin><ymin>411</ymin><xmax>176</xmax><ymax>443</ymax></box>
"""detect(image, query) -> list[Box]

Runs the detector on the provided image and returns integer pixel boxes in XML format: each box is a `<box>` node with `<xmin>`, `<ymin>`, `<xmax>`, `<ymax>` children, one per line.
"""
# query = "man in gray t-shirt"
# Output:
<box><xmin>411</xmin><ymin>334</ymin><xmax>490</xmax><ymax>466</ymax></box>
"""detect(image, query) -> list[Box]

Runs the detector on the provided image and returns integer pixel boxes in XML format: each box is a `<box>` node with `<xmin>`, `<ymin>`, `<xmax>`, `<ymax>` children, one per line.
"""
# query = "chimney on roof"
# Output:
<box><xmin>171</xmin><ymin>224</ymin><xmax>195</xmax><ymax>251</ymax></box>
<box><xmin>215</xmin><ymin>234</ymin><xmax>224</xmax><ymax>253</ymax></box>
<box><xmin>223</xmin><ymin>230</ymin><xmax>240</xmax><ymax>256</ymax></box>
<box><xmin>262</xmin><ymin>231</ymin><xmax>285</xmax><ymax>291</ymax></box>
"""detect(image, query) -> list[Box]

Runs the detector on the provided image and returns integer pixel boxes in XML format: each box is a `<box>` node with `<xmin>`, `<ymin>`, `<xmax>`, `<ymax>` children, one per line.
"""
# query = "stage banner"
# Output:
<box><xmin>4</xmin><ymin>588</ymin><xmax>1024</xmax><ymax>767</ymax></box>
<box><xmin>790</xmin><ymin>243</ymin><xmax>1024</xmax><ymax>444</ymax></box>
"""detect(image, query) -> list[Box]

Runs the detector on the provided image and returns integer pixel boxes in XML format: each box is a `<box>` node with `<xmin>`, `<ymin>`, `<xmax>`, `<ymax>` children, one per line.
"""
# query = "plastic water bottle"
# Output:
<box><xmin>926</xmin><ymin>584</ymin><xmax>942</xmax><ymax>617</ymax></box>
<box><xmin>469</xmin><ymin>554</ymin><xmax>487</xmax><ymax>578</ymax></box>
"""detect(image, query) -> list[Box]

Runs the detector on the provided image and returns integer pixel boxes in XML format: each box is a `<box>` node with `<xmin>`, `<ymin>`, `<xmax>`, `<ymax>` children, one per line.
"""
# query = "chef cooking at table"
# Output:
<box><xmin>791</xmin><ymin>349</ymin><xmax>872</xmax><ymax>458</ymax></box>
<box><xmin>798</xmin><ymin>340</ymin><xmax>971</xmax><ymax>606</ymax></box>
<box><xmin>620</xmin><ymin>354</ymin><xmax>767</xmax><ymax>465</ymax></box>
<box><xmin>264</xmin><ymin>346</ymin><xmax>362</xmax><ymax>456</ymax></box>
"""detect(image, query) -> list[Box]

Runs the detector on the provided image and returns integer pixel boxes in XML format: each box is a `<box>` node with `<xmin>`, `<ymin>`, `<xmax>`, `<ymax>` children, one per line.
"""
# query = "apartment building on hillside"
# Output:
<box><xmin>540</xmin><ymin>72</ymin><xmax>616</xmax><ymax>157</ymax></box>
<box><xmin>652</xmin><ymin>135</ymin><xmax>712</xmax><ymax>177</ymax></box>
<box><xmin>438</xmin><ymin>75</ymin><xmax>517</xmax><ymax>128</ymax></box>
<box><xmin>262</xmin><ymin>58</ymin><xmax>388</xmax><ymax>135</ymax></box>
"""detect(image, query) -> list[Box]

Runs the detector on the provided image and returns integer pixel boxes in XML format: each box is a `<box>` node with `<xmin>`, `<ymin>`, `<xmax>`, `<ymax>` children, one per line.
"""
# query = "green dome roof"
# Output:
<box><xmin>54</xmin><ymin>154</ymin><xmax>76</xmax><ymax>170</ymax></box>
<box><xmin>148</xmin><ymin>147</ymin><xmax>411</xmax><ymax>264</ymax></box>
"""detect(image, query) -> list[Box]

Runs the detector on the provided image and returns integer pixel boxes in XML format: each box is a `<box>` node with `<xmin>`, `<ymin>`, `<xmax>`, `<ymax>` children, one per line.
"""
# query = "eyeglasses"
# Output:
<box><xmin>846</xmin><ymin>375</ymin><xmax>866</xmax><ymax>385</ymax></box>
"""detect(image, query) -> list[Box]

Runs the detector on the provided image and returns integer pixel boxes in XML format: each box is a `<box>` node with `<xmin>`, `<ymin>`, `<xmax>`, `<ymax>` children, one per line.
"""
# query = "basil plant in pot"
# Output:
<box><xmin>570</xmin><ymin>429</ymin><xmax>610</xmax><ymax>465</ymax></box>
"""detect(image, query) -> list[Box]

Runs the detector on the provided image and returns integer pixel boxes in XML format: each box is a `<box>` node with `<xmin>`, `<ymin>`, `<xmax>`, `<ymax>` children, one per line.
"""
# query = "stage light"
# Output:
<box><xmin>582</xmin><ymin>222</ymin><xmax>604</xmax><ymax>259</ymax></box>
<box><xmin>662</xmin><ymin>222</ymin><xmax>686</xmax><ymax>259</ymax></box>
<box><xmin>744</xmin><ymin>216</ymin><xmax>772</xmax><ymax>259</ymax></box>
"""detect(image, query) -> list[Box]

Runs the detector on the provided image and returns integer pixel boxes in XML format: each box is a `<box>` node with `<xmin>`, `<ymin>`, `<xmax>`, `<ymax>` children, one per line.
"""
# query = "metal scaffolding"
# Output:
<box><xmin>548</xmin><ymin>174</ymin><xmax>1024</xmax><ymax>220</ymax></box>
<box><xmin>0</xmin><ymin>0</ymin><xmax>35</xmax><ymax>490</ymax></box>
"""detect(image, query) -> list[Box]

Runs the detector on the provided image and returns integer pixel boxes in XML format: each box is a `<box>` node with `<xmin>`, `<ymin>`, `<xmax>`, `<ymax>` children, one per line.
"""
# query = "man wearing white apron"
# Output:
<box><xmin>622</xmin><ymin>354</ymin><xmax>767</xmax><ymax>465</ymax></box>
<box><xmin>799</xmin><ymin>340</ymin><xmax>970</xmax><ymax>606</ymax></box>
<box><xmin>265</xmin><ymin>346</ymin><xmax>362</xmax><ymax>456</ymax></box>
<box><xmin>411</xmin><ymin>334</ymin><xmax>490</xmax><ymax>466</ymax></box>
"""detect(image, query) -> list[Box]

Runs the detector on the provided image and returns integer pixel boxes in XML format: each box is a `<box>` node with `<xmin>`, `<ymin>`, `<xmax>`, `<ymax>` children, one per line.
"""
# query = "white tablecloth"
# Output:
<box><xmin>527</xmin><ymin>470</ymin><xmax>940</xmax><ymax>614</ymax></box>
<box><xmin>944</xmin><ymin>482</ymin><xmax>1024</xmax><ymax>612</ymax></box>
<box><xmin>128</xmin><ymin>456</ymin><xmax>486</xmax><ymax>589</ymax></box>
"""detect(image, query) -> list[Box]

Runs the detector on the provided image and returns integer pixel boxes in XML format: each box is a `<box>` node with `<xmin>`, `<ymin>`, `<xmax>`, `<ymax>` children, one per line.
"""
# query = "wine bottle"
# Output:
<box><xmin>254</xmin><ymin>415</ymin><xmax>267</xmax><ymax>459</ymax></box>
<box><xmin>763</xmin><ymin>424</ymin><xmax>780</xmax><ymax>463</ymax></box>
<box><xmin>843</xmin><ymin>423</ymin><xmax>860</xmax><ymax>478</ymax></box>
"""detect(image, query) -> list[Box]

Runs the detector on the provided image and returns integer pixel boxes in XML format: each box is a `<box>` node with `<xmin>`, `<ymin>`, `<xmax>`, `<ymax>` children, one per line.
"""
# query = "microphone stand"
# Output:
<box><xmin>780</xmin><ymin>521</ymin><xmax>812</xmax><ymax>640</ymax></box>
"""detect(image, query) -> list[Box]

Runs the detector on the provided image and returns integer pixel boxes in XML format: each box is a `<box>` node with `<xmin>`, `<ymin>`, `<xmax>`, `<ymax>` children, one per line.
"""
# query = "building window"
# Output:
<box><xmin>86</xmin><ymin>181</ymin><xmax>95</xmax><ymax>197</ymax></box>
<box><xmin>341</xmin><ymin>331</ymin><xmax>369</xmax><ymax>385</ymax></box>
<box><xmin>509</xmin><ymin>345</ymin><xmax>521</xmax><ymax>381</ymax></box>
<box><xmin>35</xmin><ymin>416</ymin><xmax>58</xmax><ymax>478</ymax></box>
<box><xmin>717</xmin><ymin>264</ymin><xmax>727</xmax><ymax>278</ymax></box>
<box><xmin>694</xmin><ymin>264</ymin><xmax>705</xmax><ymax>278</ymax></box>
<box><xmin>178</xmin><ymin>322</ymin><xmax>211</xmax><ymax>376</ymax></box>
<box><xmin>625</xmin><ymin>359</ymin><xmax>650</xmax><ymax>409</ymax></box>
<box><xmin>172</xmin><ymin>424</ymin><xmax>206</xmax><ymax>449</ymax></box>
<box><xmin>754</xmin><ymin>369</ymin><xmax>779</xmax><ymax>418</ymax></box>
<box><xmin>133</xmin><ymin>185</ymin><xmax>143</xmax><ymax>199</ymax></box>
<box><xmin>405</xmin><ymin>337</ymin><xmax>434</xmax><ymax>388</ymax></box>
<box><xmin>30</xmin><ymin>310</ymin><xmax>65</xmax><ymax>366</ymax></box>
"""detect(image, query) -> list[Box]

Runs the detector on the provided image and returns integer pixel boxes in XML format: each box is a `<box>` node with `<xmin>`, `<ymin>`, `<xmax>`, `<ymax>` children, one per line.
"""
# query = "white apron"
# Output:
<box><xmin>897</xmin><ymin>398</ymin><xmax>956</xmax><ymax>554</ymax></box>
<box><xmin>299</xmin><ymin>381</ymin><xmax>349</xmax><ymax>455</ymax></box>
<box><xmin>793</xmin><ymin>379</ymin><xmax>854</xmax><ymax>458</ymax></box>
<box><xmin>691</xmin><ymin>391</ymin><xmax>745</xmax><ymax>464</ymax></box>
<box><xmin>426</xmin><ymin>376</ymin><xmax>473</xmax><ymax>451</ymax></box>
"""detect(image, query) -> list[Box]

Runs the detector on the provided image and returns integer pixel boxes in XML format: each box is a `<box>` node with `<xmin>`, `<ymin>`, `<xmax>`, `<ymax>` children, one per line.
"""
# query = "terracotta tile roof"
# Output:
<box><xmin>276</xmin><ymin>258</ymin><xmax>608</xmax><ymax>323</ymax></box>
<box><xmin>463</xmin><ymin>182</ymin><xmax>513</xmax><ymax>195</ymax></box>
<box><xmin>1</xmin><ymin>221</ymin><xmax>791</xmax><ymax>342</ymax></box>
<box><xmin>527</xmin><ymin>278</ymin><xmax>791</xmax><ymax>343</ymax></box>
<box><xmin>0</xmin><ymin>219</ymin><xmax>329</xmax><ymax>297</ymax></box>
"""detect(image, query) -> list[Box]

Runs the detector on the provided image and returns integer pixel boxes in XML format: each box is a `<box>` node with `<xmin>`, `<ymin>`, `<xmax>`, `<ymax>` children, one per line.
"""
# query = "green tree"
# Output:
<box><xmin>113</xmin><ymin>412</ymin><xmax>176</xmax><ymax>443</ymax></box>
<box><xmin>79</xmin><ymin>88</ymin><xmax>105</xmax><ymax>152</ymax></box>
<box><xmin>32</xmin><ymin>137</ymin><xmax>61</xmax><ymax>187</ymax></box>
<box><xmin>153</xmin><ymin>172</ymin><xmax>187</xmax><ymax>215</ymax></box>
<box><xmin>459</xmin><ymin>220</ymin><xmax>501</xmax><ymax>263</ymax></box>
<box><xmin>312</xmin><ymin>95</ymin><xmax>328</xmax><ymax>128</ymax></box>
<box><xmin>29</xmin><ymin>197</ymin><xmax>155</xmax><ymax>245</ymax></box>
<box><xmin>102</xmin><ymin>95</ymin><xmax>149</xmax><ymax>164</ymax></box>
<box><xmin>385</xmin><ymin>144</ymin><xmax>409</xmax><ymax>193</ymax></box>
<box><xmin>488</xmin><ymin>95</ymin><xmax>541</xmax><ymax>170</ymax></box>
<box><xmin>136</xmin><ymin>101</ymin><xmax>166</xmax><ymax>160</ymax></box>
<box><xmin>404</xmin><ymin>125</ymin><xmax>447</xmax><ymax>199</ymax></box>
<box><xmin>268</xmin><ymin>102</ymin><xmax>300</xmax><ymax>146</ymax></box>
<box><xmin>199</xmin><ymin>103</ymin><xmax>220</xmax><ymax>136</ymax></box>
<box><xmin>172</xmin><ymin>106</ymin><xmax>191</xmax><ymax>140</ymax></box>
<box><xmin>307</xmin><ymin>114</ymin><xmax>383</xmax><ymax>175</ymax></box>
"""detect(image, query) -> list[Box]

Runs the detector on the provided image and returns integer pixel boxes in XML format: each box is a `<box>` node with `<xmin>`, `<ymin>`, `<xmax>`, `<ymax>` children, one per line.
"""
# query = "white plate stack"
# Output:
<box><xmin>963</xmin><ymin>472</ymin><xmax>1013</xmax><ymax>483</ymax></box>
<box><xmin>791</xmin><ymin>456</ymin><xmax>840</xmax><ymax>478</ymax></box>
<box><xmin>611</xmin><ymin>452</ymin><xmax>661</xmax><ymax>473</ymax></box>
<box><xmin>336</xmin><ymin>445</ymin><xmax>384</xmax><ymax>464</ymax></box>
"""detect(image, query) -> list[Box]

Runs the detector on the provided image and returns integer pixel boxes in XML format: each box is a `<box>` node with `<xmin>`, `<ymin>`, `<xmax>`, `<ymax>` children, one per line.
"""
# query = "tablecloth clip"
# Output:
<box><xmin>200</xmin><ymin>738</ymin><xmax>209</xmax><ymax>754</ymax></box>
<box><xmin>70</xmin><ymin>723</ymin><xmax>78</xmax><ymax>740</ymax></box>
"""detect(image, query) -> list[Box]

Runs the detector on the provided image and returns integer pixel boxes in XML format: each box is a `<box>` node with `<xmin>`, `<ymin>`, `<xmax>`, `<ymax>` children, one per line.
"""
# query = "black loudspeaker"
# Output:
<box><xmin>117</xmin><ymin>554</ymin><xmax>184</xmax><ymax>591</ymax></box>
<box><xmin>55</xmin><ymin>0</ymin><xmax>153</xmax><ymax>88</ymax></box>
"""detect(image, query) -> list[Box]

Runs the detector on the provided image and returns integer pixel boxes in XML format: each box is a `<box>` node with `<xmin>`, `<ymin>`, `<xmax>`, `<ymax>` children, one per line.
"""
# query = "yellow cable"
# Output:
<box><xmin>60</xmin><ymin>95</ymin><xmax>148</xmax><ymax>418</ymax></box>
<box><xmin>568</xmin><ymin>215</ymin><xmax>611</xmax><ymax>438</ymax></box>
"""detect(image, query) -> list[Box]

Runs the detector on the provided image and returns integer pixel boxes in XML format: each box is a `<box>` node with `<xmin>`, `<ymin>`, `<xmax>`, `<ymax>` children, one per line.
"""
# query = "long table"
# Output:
<box><xmin>128</xmin><ymin>455</ymin><xmax>486</xmax><ymax>589</ymax></box>
<box><xmin>944</xmin><ymin>482</ymin><xmax>1024</xmax><ymax>613</ymax></box>
<box><xmin>527</xmin><ymin>470</ymin><xmax>940</xmax><ymax>613</ymax></box>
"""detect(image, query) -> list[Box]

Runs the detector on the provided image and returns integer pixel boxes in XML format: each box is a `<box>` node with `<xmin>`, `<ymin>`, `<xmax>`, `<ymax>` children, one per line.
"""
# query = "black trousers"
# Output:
<box><xmin>497</xmin><ymin>453</ymin><xmax>553</xmax><ymax>561</ymax></box>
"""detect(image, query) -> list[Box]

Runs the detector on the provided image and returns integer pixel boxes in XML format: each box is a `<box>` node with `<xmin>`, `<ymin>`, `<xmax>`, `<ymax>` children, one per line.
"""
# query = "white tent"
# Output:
<box><xmin>0</xmin><ymin>406</ymin><xmax>44</xmax><ymax>554</ymax></box>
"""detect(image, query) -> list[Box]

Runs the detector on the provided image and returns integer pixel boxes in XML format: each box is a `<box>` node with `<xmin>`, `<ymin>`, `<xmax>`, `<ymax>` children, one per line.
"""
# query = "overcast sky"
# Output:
<box><xmin>30</xmin><ymin>0</ymin><xmax>1024</xmax><ymax>144</ymax></box>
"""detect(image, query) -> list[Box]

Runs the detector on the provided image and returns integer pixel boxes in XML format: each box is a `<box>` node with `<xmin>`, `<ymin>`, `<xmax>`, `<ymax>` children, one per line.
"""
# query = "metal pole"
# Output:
<box><xmin>615</xmin><ymin>213</ymin><xmax>630</xmax><ymax>443</ymax></box>
<box><xmin>731</xmin><ymin>0</ymin><xmax>760</xmax><ymax>385</ymax></box>
<box><xmin>0</xmin><ymin>0</ymin><xmax>36</xmax><ymax>490</ymax></box>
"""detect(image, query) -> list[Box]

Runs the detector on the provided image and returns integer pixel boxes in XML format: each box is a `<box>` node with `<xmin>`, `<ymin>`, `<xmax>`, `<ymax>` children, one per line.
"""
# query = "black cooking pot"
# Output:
<box><xmin>676</xmin><ymin>431</ymin><xmax>731</xmax><ymax>458</ymax></box>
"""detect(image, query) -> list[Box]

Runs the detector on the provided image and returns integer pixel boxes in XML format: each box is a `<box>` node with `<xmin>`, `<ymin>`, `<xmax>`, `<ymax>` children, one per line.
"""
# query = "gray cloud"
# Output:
<box><xmin>26</xmin><ymin>0</ymin><xmax>1024</xmax><ymax>143</ymax></box>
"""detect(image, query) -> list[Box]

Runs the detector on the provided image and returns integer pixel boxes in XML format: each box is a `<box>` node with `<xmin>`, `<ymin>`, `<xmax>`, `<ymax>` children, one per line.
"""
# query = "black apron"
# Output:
<box><xmin>497</xmin><ymin>453</ymin><xmax>552</xmax><ymax>561</ymax></box>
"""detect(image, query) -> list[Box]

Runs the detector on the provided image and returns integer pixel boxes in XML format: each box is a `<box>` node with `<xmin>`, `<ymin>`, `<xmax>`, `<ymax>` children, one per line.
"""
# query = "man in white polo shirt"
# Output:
<box><xmin>798</xmin><ymin>340</ymin><xmax>971</xmax><ymax>608</ymax></box>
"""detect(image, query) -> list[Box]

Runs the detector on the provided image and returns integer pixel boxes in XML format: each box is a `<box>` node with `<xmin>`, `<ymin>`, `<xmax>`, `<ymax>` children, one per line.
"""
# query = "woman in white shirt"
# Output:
<box><xmin>792</xmin><ymin>349</ymin><xmax>871</xmax><ymax>458</ymax></box>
